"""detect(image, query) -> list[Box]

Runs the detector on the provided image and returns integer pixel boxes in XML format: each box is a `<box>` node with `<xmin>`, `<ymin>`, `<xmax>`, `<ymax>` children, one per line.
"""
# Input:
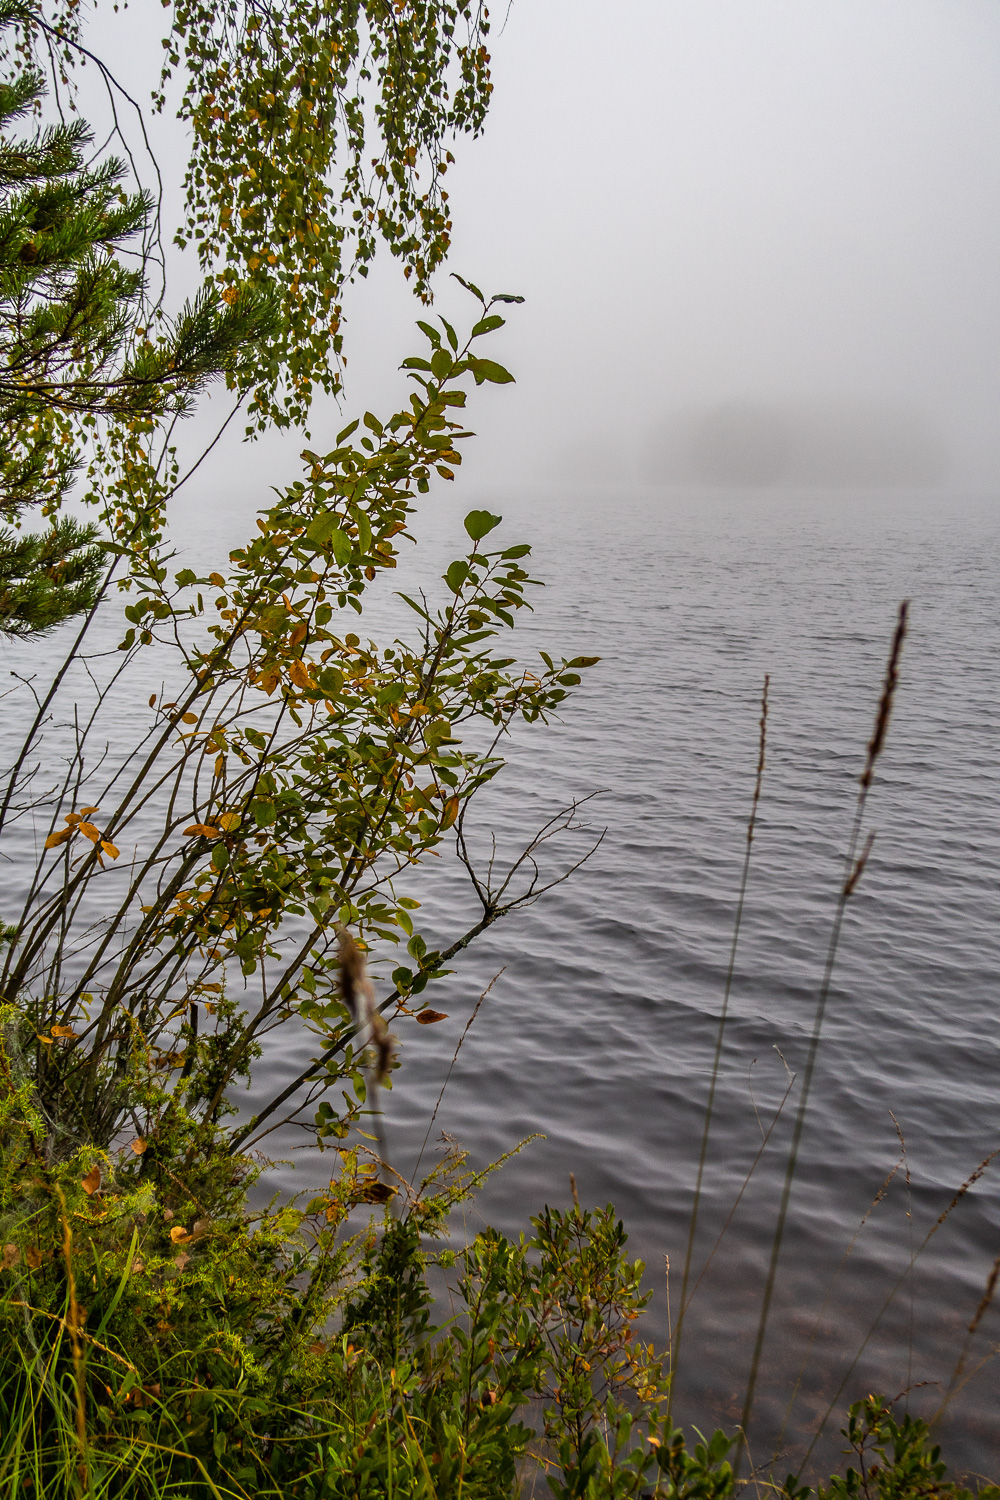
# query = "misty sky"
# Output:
<box><xmin>90</xmin><ymin>0</ymin><xmax>1000</xmax><ymax>494</ymax></box>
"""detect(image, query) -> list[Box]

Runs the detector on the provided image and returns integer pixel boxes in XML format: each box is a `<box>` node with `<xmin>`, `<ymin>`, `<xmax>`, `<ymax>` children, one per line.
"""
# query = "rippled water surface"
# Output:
<box><xmin>366</xmin><ymin>484</ymin><xmax>1000</xmax><ymax>1475</ymax></box>
<box><xmin>5</xmin><ymin>483</ymin><xmax>999</xmax><ymax>1476</ymax></box>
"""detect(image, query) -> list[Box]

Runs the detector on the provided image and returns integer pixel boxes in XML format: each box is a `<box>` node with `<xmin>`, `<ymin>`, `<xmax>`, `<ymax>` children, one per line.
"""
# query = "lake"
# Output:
<box><xmin>4</xmin><ymin>480</ymin><xmax>998</xmax><ymax>1478</ymax></box>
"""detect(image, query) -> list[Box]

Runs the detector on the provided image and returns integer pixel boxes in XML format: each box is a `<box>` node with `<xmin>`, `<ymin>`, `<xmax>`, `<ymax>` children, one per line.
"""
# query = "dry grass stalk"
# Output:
<box><xmin>336</xmin><ymin>922</ymin><xmax>394</xmax><ymax>1085</ymax></box>
<box><xmin>671</xmin><ymin>676</ymin><xmax>771</xmax><ymax>1412</ymax></box>
<box><xmin>860</xmin><ymin>600</ymin><xmax>909</xmax><ymax>791</ymax></box>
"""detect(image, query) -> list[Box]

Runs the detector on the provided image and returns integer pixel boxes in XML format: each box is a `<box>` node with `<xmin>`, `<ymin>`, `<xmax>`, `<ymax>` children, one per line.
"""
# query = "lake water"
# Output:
<box><xmin>4</xmin><ymin>482</ymin><xmax>998</xmax><ymax>1479</ymax></box>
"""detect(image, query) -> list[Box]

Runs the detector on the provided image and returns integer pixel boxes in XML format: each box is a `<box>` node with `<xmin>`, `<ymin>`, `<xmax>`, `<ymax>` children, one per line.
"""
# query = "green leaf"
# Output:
<box><xmin>492</xmin><ymin>293</ymin><xmax>526</xmax><ymax>305</ymax></box>
<box><xmin>468</xmin><ymin>357</ymin><xmax>514</xmax><ymax>386</ymax></box>
<box><xmin>451</xmin><ymin>273</ymin><xmax>485</xmax><ymax>302</ymax></box>
<box><xmin>430</xmin><ymin>347</ymin><xmax>453</xmax><ymax>380</ymax></box>
<box><xmin>471</xmin><ymin>314</ymin><xmax>504</xmax><ymax>337</ymax></box>
<box><xmin>444</xmin><ymin>560</ymin><xmax>470</xmax><ymax>593</ymax></box>
<box><xmin>464</xmin><ymin>510</ymin><xmax>502</xmax><ymax>542</ymax></box>
<box><xmin>307</xmin><ymin>512</ymin><xmax>352</xmax><ymax>564</ymax></box>
<box><xmin>174</xmin><ymin>568</ymin><xmax>198</xmax><ymax>587</ymax></box>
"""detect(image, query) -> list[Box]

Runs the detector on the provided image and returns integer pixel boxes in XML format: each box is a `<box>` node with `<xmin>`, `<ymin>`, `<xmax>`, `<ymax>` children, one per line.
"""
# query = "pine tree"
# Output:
<box><xmin>0</xmin><ymin>0</ymin><xmax>276</xmax><ymax>635</ymax></box>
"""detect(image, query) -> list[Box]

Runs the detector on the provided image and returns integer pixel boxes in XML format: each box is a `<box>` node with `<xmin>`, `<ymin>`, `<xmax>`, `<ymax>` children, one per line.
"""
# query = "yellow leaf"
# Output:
<box><xmin>81</xmin><ymin>1166</ymin><xmax>101</xmax><ymax>1196</ymax></box>
<box><xmin>217</xmin><ymin>812</ymin><xmax>240</xmax><ymax>832</ymax></box>
<box><xmin>440</xmin><ymin>796</ymin><xmax>460</xmax><ymax>830</ymax></box>
<box><xmin>170</xmin><ymin>1225</ymin><xmax>192</xmax><ymax>1244</ymax></box>
<box><xmin>416</xmin><ymin>1010</ymin><xmax>448</xmax><ymax>1025</ymax></box>
<box><xmin>45</xmin><ymin>829</ymin><xmax>73</xmax><ymax>849</ymax></box>
<box><xmin>79</xmin><ymin>806</ymin><xmax>99</xmax><ymax>816</ymax></box>
<box><xmin>50</xmin><ymin>1024</ymin><xmax>78</xmax><ymax>1039</ymax></box>
<box><xmin>130</xmin><ymin>1138</ymin><xmax>147</xmax><ymax>1155</ymax></box>
<box><xmin>290</xmin><ymin>621</ymin><xmax>308</xmax><ymax>647</ymax></box>
<box><xmin>35</xmin><ymin>1034</ymin><xmax>53</xmax><ymax>1045</ymax></box>
<box><xmin>63</xmin><ymin>812</ymin><xmax>81</xmax><ymax>825</ymax></box>
<box><xmin>288</xmin><ymin>658</ymin><xmax>313</xmax><ymax>690</ymax></box>
<box><xmin>184</xmin><ymin>824</ymin><xmax>221</xmax><ymax>839</ymax></box>
<box><xmin>181</xmin><ymin>712</ymin><xmax>198</xmax><ymax>725</ymax></box>
<box><xmin>101</xmin><ymin>841</ymin><xmax>119</xmax><ymax>859</ymax></box>
<box><xmin>209</xmin><ymin>572</ymin><xmax>226</xmax><ymax>587</ymax></box>
<box><xmin>258</xmin><ymin>664</ymin><xmax>280</xmax><ymax>695</ymax></box>
<box><xmin>77</xmin><ymin>822</ymin><xmax>100</xmax><ymax>843</ymax></box>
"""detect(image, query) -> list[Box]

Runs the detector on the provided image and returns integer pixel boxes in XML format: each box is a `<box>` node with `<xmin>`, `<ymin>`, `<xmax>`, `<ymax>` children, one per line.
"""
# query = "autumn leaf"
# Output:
<box><xmin>217</xmin><ymin>812</ymin><xmax>241</xmax><ymax>832</ymax></box>
<box><xmin>170</xmin><ymin>1225</ymin><xmax>192</xmax><ymax>1244</ymax></box>
<box><xmin>77</xmin><ymin>822</ymin><xmax>100</xmax><ymax>843</ymax></box>
<box><xmin>2</xmin><ymin>1244</ymin><xmax>19</xmax><ymax>1270</ymax></box>
<box><xmin>78</xmin><ymin>806</ymin><xmax>99</xmax><ymax>816</ymax></box>
<box><xmin>130</xmin><ymin>1138</ymin><xmax>147</xmax><ymax>1155</ymax></box>
<box><xmin>181</xmin><ymin>712</ymin><xmax>198</xmax><ymax>724</ymax></box>
<box><xmin>35</xmin><ymin>1034</ymin><xmax>53</xmax><ymax>1045</ymax></box>
<box><xmin>25</xmin><ymin>1247</ymin><xmax>42</xmax><ymax>1270</ymax></box>
<box><xmin>288</xmin><ymin>658</ymin><xmax>314</xmax><ymax>690</ymax></box>
<box><xmin>44</xmin><ymin>828</ymin><xmax>73</xmax><ymax>849</ymax></box>
<box><xmin>81</xmin><ymin>1166</ymin><xmax>101</xmax><ymax>1196</ymax></box>
<box><xmin>416</xmin><ymin>1010</ymin><xmax>448</xmax><ymax>1025</ymax></box>
<box><xmin>101</xmin><ymin>841</ymin><xmax>120</xmax><ymax>859</ymax></box>
<box><xmin>258</xmin><ymin>664</ymin><xmax>280</xmax><ymax>695</ymax></box>
<box><xmin>184</xmin><ymin>824</ymin><xmax>221</xmax><ymax>839</ymax></box>
<box><xmin>440</xmin><ymin>795</ymin><xmax>460</xmax><ymax>830</ymax></box>
<box><xmin>50</xmin><ymin>1024</ymin><xmax>78</xmax><ymax>1039</ymax></box>
<box><xmin>357</xmin><ymin>1181</ymin><xmax>397</xmax><ymax>1204</ymax></box>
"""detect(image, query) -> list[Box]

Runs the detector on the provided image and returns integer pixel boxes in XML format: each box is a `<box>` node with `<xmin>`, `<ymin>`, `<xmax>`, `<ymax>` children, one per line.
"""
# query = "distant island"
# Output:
<box><xmin>644</xmin><ymin>398</ymin><xmax>949</xmax><ymax>487</ymax></box>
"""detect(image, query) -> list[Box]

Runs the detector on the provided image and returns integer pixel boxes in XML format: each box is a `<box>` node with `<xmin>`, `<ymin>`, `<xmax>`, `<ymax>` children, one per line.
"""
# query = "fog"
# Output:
<box><xmin>87</xmin><ymin>0</ymin><xmax>1000</xmax><ymax>496</ymax></box>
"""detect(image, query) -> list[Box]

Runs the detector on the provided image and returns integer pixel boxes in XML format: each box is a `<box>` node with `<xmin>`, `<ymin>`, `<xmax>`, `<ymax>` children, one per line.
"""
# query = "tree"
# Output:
<box><xmin>0</xmin><ymin>0</ymin><xmax>277</xmax><ymax>634</ymax></box>
<box><xmin>0</xmin><ymin>4</ymin><xmax>604</xmax><ymax>1488</ymax></box>
<box><xmin>0</xmin><ymin>0</ymin><xmax>493</xmax><ymax>635</ymax></box>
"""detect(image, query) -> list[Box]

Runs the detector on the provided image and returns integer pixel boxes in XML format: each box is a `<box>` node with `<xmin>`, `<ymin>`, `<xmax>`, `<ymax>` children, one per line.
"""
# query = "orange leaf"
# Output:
<box><xmin>78</xmin><ymin>806</ymin><xmax>99</xmax><ymax>816</ymax></box>
<box><xmin>184</xmin><ymin>824</ymin><xmax>221</xmax><ymax>839</ymax></box>
<box><xmin>148</xmin><ymin>693</ymin><xmax>157</xmax><ymax>708</ymax></box>
<box><xmin>101</xmin><ymin>841</ymin><xmax>120</xmax><ymax>859</ymax></box>
<box><xmin>50</xmin><ymin>1024</ymin><xmax>78</xmax><ymax>1039</ymax></box>
<box><xmin>77</xmin><ymin>822</ymin><xmax>100</xmax><ymax>843</ymax></box>
<box><xmin>209</xmin><ymin>572</ymin><xmax>226</xmax><ymax>588</ymax></box>
<box><xmin>130</xmin><ymin>1138</ymin><xmax>147</xmax><ymax>1155</ymax></box>
<box><xmin>181</xmin><ymin>712</ymin><xmax>198</xmax><ymax>724</ymax></box>
<box><xmin>258</xmin><ymin>664</ymin><xmax>280</xmax><ymax>695</ymax></box>
<box><xmin>290</xmin><ymin>621</ymin><xmax>308</xmax><ymax>647</ymax></box>
<box><xmin>416</xmin><ymin>1010</ymin><xmax>448</xmax><ymax>1025</ymax></box>
<box><xmin>44</xmin><ymin>829</ymin><xmax>73</xmax><ymax>849</ymax></box>
<box><xmin>81</xmin><ymin>1166</ymin><xmax>101</xmax><ymax>1196</ymax></box>
<box><xmin>169</xmin><ymin>1225</ymin><xmax>192</xmax><ymax>1244</ymax></box>
<box><xmin>288</xmin><ymin>658</ymin><xmax>313</xmax><ymax>690</ymax></box>
<box><xmin>64</xmin><ymin>813</ymin><xmax>81</xmax><ymax>825</ymax></box>
<box><xmin>35</xmin><ymin>1034</ymin><xmax>53</xmax><ymax>1045</ymax></box>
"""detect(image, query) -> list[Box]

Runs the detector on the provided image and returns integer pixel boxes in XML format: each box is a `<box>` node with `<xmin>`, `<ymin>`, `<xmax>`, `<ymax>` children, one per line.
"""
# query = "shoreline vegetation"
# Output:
<box><xmin>0</xmin><ymin>0</ymin><xmax>997</xmax><ymax>1492</ymax></box>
